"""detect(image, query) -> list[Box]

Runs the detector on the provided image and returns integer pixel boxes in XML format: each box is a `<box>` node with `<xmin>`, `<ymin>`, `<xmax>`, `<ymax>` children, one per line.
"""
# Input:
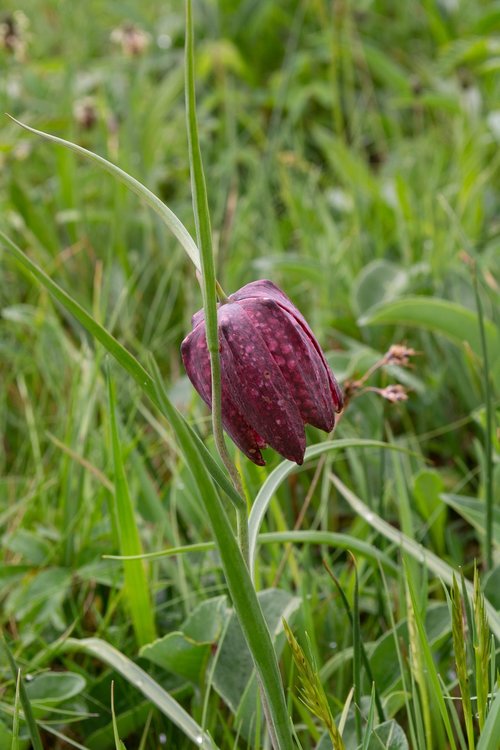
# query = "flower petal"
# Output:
<box><xmin>238</xmin><ymin>297</ymin><xmax>335</xmax><ymax>432</ymax></box>
<box><xmin>218</xmin><ymin>303</ymin><xmax>306</xmax><ymax>464</ymax></box>
<box><xmin>181</xmin><ymin>323</ymin><xmax>266</xmax><ymax>465</ymax></box>
<box><xmin>231</xmin><ymin>279</ymin><xmax>343</xmax><ymax>412</ymax></box>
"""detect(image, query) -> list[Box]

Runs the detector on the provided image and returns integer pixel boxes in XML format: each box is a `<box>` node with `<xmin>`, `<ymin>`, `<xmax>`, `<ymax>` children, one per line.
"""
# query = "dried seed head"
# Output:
<box><xmin>0</xmin><ymin>12</ymin><xmax>30</xmax><ymax>60</ymax></box>
<box><xmin>376</xmin><ymin>384</ymin><xmax>409</xmax><ymax>403</ymax></box>
<box><xmin>111</xmin><ymin>23</ymin><xmax>151</xmax><ymax>56</ymax></box>
<box><xmin>385</xmin><ymin>344</ymin><xmax>417</xmax><ymax>367</ymax></box>
<box><xmin>73</xmin><ymin>97</ymin><xmax>98</xmax><ymax>130</ymax></box>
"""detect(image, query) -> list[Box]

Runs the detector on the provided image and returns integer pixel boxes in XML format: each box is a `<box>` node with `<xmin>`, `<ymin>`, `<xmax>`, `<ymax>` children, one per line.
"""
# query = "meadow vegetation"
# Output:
<box><xmin>0</xmin><ymin>1</ymin><xmax>499</xmax><ymax>748</ymax></box>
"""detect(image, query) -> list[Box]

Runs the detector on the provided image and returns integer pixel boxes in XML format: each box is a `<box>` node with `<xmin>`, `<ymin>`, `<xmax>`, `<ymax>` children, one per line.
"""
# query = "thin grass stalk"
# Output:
<box><xmin>323</xmin><ymin>560</ymin><xmax>385</xmax><ymax>723</ymax></box>
<box><xmin>11</xmin><ymin>669</ymin><xmax>21</xmax><ymax>750</ymax></box>
<box><xmin>351</xmin><ymin>557</ymin><xmax>363</xmax><ymax>745</ymax></box>
<box><xmin>184</xmin><ymin>0</ymin><xmax>249</xmax><ymax>570</ymax></box>
<box><xmin>405</xmin><ymin>560</ymin><xmax>458</xmax><ymax>750</ymax></box>
<box><xmin>1</xmin><ymin>635</ymin><xmax>44</xmax><ymax>750</ymax></box>
<box><xmin>111</xmin><ymin>682</ymin><xmax>127</xmax><ymax>750</ymax></box>
<box><xmin>471</xmin><ymin>268</ymin><xmax>494</xmax><ymax>570</ymax></box>
<box><xmin>452</xmin><ymin>575</ymin><xmax>475</xmax><ymax>750</ymax></box>
<box><xmin>406</xmin><ymin>579</ymin><xmax>433</xmax><ymax>749</ymax></box>
<box><xmin>107</xmin><ymin>372</ymin><xmax>157</xmax><ymax>647</ymax></box>
<box><xmin>378</xmin><ymin>564</ymin><xmax>420</xmax><ymax>749</ymax></box>
<box><xmin>184</xmin><ymin>0</ymin><xmax>247</xmax><ymax>536</ymax></box>
<box><xmin>438</xmin><ymin>198</ymin><xmax>495</xmax><ymax>571</ymax></box>
<box><xmin>473</xmin><ymin>564</ymin><xmax>490</xmax><ymax>731</ymax></box>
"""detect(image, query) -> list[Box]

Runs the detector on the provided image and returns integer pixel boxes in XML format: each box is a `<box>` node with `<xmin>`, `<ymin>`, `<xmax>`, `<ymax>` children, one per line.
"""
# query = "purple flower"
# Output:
<box><xmin>181</xmin><ymin>280</ymin><xmax>343</xmax><ymax>466</ymax></box>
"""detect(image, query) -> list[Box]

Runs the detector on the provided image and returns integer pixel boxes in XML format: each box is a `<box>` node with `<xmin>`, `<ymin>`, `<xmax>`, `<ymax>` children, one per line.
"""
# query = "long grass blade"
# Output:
<box><xmin>330</xmin><ymin>473</ymin><xmax>500</xmax><ymax>640</ymax></box>
<box><xmin>472</xmin><ymin>268</ymin><xmax>495</xmax><ymax>570</ymax></box>
<box><xmin>405</xmin><ymin>560</ymin><xmax>457</xmax><ymax>750</ymax></box>
<box><xmin>62</xmin><ymin>638</ymin><xmax>218</xmax><ymax>749</ymax></box>
<box><xmin>323</xmin><ymin>561</ymin><xmax>385</xmax><ymax>723</ymax></box>
<box><xmin>104</xmin><ymin>529</ymin><xmax>399</xmax><ymax>574</ymax></box>
<box><xmin>473</xmin><ymin>564</ymin><xmax>490</xmax><ymax>731</ymax></box>
<box><xmin>451</xmin><ymin>576</ymin><xmax>475</xmax><ymax>750</ymax></box>
<box><xmin>351</xmin><ymin>556</ymin><xmax>362</xmax><ymax>745</ymax></box>
<box><xmin>11</xmin><ymin>669</ymin><xmax>21</xmax><ymax>750</ymax></box>
<box><xmin>476</xmin><ymin>687</ymin><xmax>500</xmax><ymax>750</ymax></box>
<box><xmin>107</xmin><ymin>371</ymin><xmax>156</xmax><ymax>647</ymax></box>
<box><xmin>248</xmin><ymin>439</ymin><xmax>413</xmax><ymax>576</ymax></box>
<box><xmin>111</xmin><ymin>682</ymin><xmax>128</xmax><ymax>750</ymax></box>
<box><xmin>1</xmin><ymin>635</ymin><xmax>43</xmax><ymax>750</ymax></box>
<box><xmin>7</xmin><ymin>116</ymin><xmax>201</xmax><ymax>271</ymax></box>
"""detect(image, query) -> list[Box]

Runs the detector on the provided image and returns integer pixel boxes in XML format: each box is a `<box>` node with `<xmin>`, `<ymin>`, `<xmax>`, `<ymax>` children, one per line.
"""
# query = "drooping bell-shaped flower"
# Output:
<box><xmin>181</xmin><ymin>280</ymin><xmax>343</xmax><ymax>466</ymax></box>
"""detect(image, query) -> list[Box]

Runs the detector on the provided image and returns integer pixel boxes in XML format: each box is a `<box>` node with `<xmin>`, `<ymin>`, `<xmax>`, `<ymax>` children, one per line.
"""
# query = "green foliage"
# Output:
<box><xmin>0</xmin><ymin>0</ymin><xmax>498</xmax><ymax>747</ymax></box>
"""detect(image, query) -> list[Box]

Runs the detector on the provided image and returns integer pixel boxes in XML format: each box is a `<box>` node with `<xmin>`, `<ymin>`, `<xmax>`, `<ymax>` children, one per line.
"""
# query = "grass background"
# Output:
<box><xmin>1</xmin><ymin>1</ymin><xmax>499</xmax><ymax>748</ymax></box>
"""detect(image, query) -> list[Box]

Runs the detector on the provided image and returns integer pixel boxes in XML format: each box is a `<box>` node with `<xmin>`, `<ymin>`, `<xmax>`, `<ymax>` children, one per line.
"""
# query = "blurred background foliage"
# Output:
<box><xmin>0</xmin><ymin>0</ymin><xmax>499</xmax><ymax>748</ymax></box>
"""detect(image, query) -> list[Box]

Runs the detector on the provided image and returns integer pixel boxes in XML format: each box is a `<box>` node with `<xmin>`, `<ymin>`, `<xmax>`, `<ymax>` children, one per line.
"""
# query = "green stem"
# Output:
<box><xmin>472</xmin><ymin>266</ymin><xmax>494</xmax><ymax>570</ymax></box>
<box><xmin>237</xmin><ymin>505</ymin><xmax>250</xmax><ymax>568</ymax></box>
<box><xmin>216</xmin><ymin>280</ymin><xmax>230</xmax><ymax>302</ymax></box>
<box><xmin>184</xmin><ymin>5</ymin><xmax>290</xmax><ymax>748</ymax></box>
<box><xmin>184</xmin><ymin>0</ymin><xmax>247</xmax><ymax>531</ymax></box>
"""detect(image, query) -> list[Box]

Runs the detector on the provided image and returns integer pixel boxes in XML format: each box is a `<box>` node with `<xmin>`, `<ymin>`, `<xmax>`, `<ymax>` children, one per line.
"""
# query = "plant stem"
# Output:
<box><xmin>216</xmin><ymin>280</ymin><xmax>229</xmax><ymax>302</ymax></box>
<box><xmin>184</xmin><ymin>9</ymin><xmax>290</xmax><ymax>750</ymax></box>
<box><xmin>184</xmin><ymin>0</ymin><xmax>248</xmax><ymax>567</ymax></box>
<box><xmin>472</xmin><ymin>266</ymin><xmax>494</xmax><ymax>570</ymax></box>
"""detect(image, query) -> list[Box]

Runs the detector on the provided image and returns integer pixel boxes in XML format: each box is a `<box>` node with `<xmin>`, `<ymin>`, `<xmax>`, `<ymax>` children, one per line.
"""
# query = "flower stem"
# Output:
<box><xmin>216</xmin><ymin>280</ymin><xmax>230</xmax><ymax>303</ymax></box>
<box><xmin>184</xmin><ymin>9</ymin><xmax>292</xmax><ymax>750</ymax></box>
<box><xmin>184</xmin><ymin>0</ymin><xmax>248</xmax><ymax>562</ymax></box>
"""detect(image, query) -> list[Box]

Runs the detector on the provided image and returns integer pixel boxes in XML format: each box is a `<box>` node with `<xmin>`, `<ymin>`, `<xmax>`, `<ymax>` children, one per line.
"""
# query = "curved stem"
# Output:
<box><xmin>216</xmin><ymin>280</ymin><xmax>230</xmax><ymax>303</ymax></box>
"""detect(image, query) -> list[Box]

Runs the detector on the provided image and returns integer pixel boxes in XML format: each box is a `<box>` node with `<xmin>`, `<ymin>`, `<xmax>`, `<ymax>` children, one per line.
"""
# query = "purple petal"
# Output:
<box><xmin>231</xmin><ymin>279</ymin><xmax>343</xmax><ymax>412</ymax></box>
<box><xmin>239</xmin><ymin>297</ymin><xmax>335</xmax><ymax>432</ymax></box>
<box><xmin>181</xmin><ymin>323</ymin><xmax>266</xmax><ymax>465</ymax></box>
<box><xmin>218</xmin><ymin>303</ymin><xmax>306</xmax><ymax>464</ymax></box>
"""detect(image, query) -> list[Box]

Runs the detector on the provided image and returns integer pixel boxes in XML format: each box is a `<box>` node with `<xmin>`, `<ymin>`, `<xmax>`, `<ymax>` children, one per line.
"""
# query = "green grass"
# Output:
<box><xmin>1</xmin><ymin>1</ymin><xmax>499</xmax><ymax>748</ymax></box>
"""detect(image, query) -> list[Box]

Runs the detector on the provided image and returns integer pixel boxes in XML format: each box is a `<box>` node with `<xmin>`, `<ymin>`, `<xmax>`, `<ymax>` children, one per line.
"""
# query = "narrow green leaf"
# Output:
<box><xmin>330</xmin><ymin>474</ymin><xmax>500</xmax><ymax>641</ymax></box>
<box><xmin>148</xmin><ymin>357</ymin><xmax>294</xmax><ymax>750</ymax></box>
<box><xmin>1</xmin><ymin>635</ymin><xmax>43</xmax><ymax>750</ymax></box>
<box><xmin>62</xmin><ymin>638</ymin><xmax>218</xmax><ymax>749</ymax></box>
<box><xmin>105</xmin><ymin>529</ymin><xmax>399</xmax><ymax>575</ymax></box>
<box><xmin>0</xmin><ymin>231</ymin><xmax>242</xmax><ymax>510</ymax></box>
<box><xmin>405</xmin><ymin>560</ymin><xmax>458</xmax><ymax>750</ymax></box>
<box><xmin>322</xmin><ymin>561</ymin><xmax>385</xmax><ymax>723</ymax></box>
<box><xmin>360</xmin><ymin>684</ymin><xmax>377</xmax><ymax>750</ymax></box>
<box><xmin>11</xmin><ymin>669</ymin><xmax>21</xmax><ymax>750</ymax></box>
<box><xmin>451</xmin><ymin>576</ymin><xmax>475</xmax><ymax>750</ymax></box>
<box><xmin>472</xmin><ymin>269</ymin><xmax>495</xmax><ymax>570</ymax></box>
<box><xmin>7</xmin><ymin>116</ymin><xmax>201</xmax><ymax>271</ymax></box>
<box><xmin>248</xmin><ymin>439</ymin><xmax>414</xmax><ymax>576</ymax></box>
<box><xmin>476</xmin><ymin>688</ymin><xmax>500</xmax><ymax>750</ymax></box>
<box><xmin>352</xmin><ymin>557</ymin><xmax>362</xmax><ymax>745</ymax></box>
<box><xmin>184</xmin><ymin>0</ymin><xmax>247</xmax><ymax>565</ymax></box>
<box><xmin>107</xmin><ymin>372</ymin><xmax>156</xmax><ymax>647</ymax></box>
<box><xmin>473</xmin><ymin>564</ymin><xmax>490</xmax><ymax>732</ymax></box>
<box><xmin>111</xmin><ymin>682</ymin><xmax>128</xmax><ymax>750</ymax></box>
